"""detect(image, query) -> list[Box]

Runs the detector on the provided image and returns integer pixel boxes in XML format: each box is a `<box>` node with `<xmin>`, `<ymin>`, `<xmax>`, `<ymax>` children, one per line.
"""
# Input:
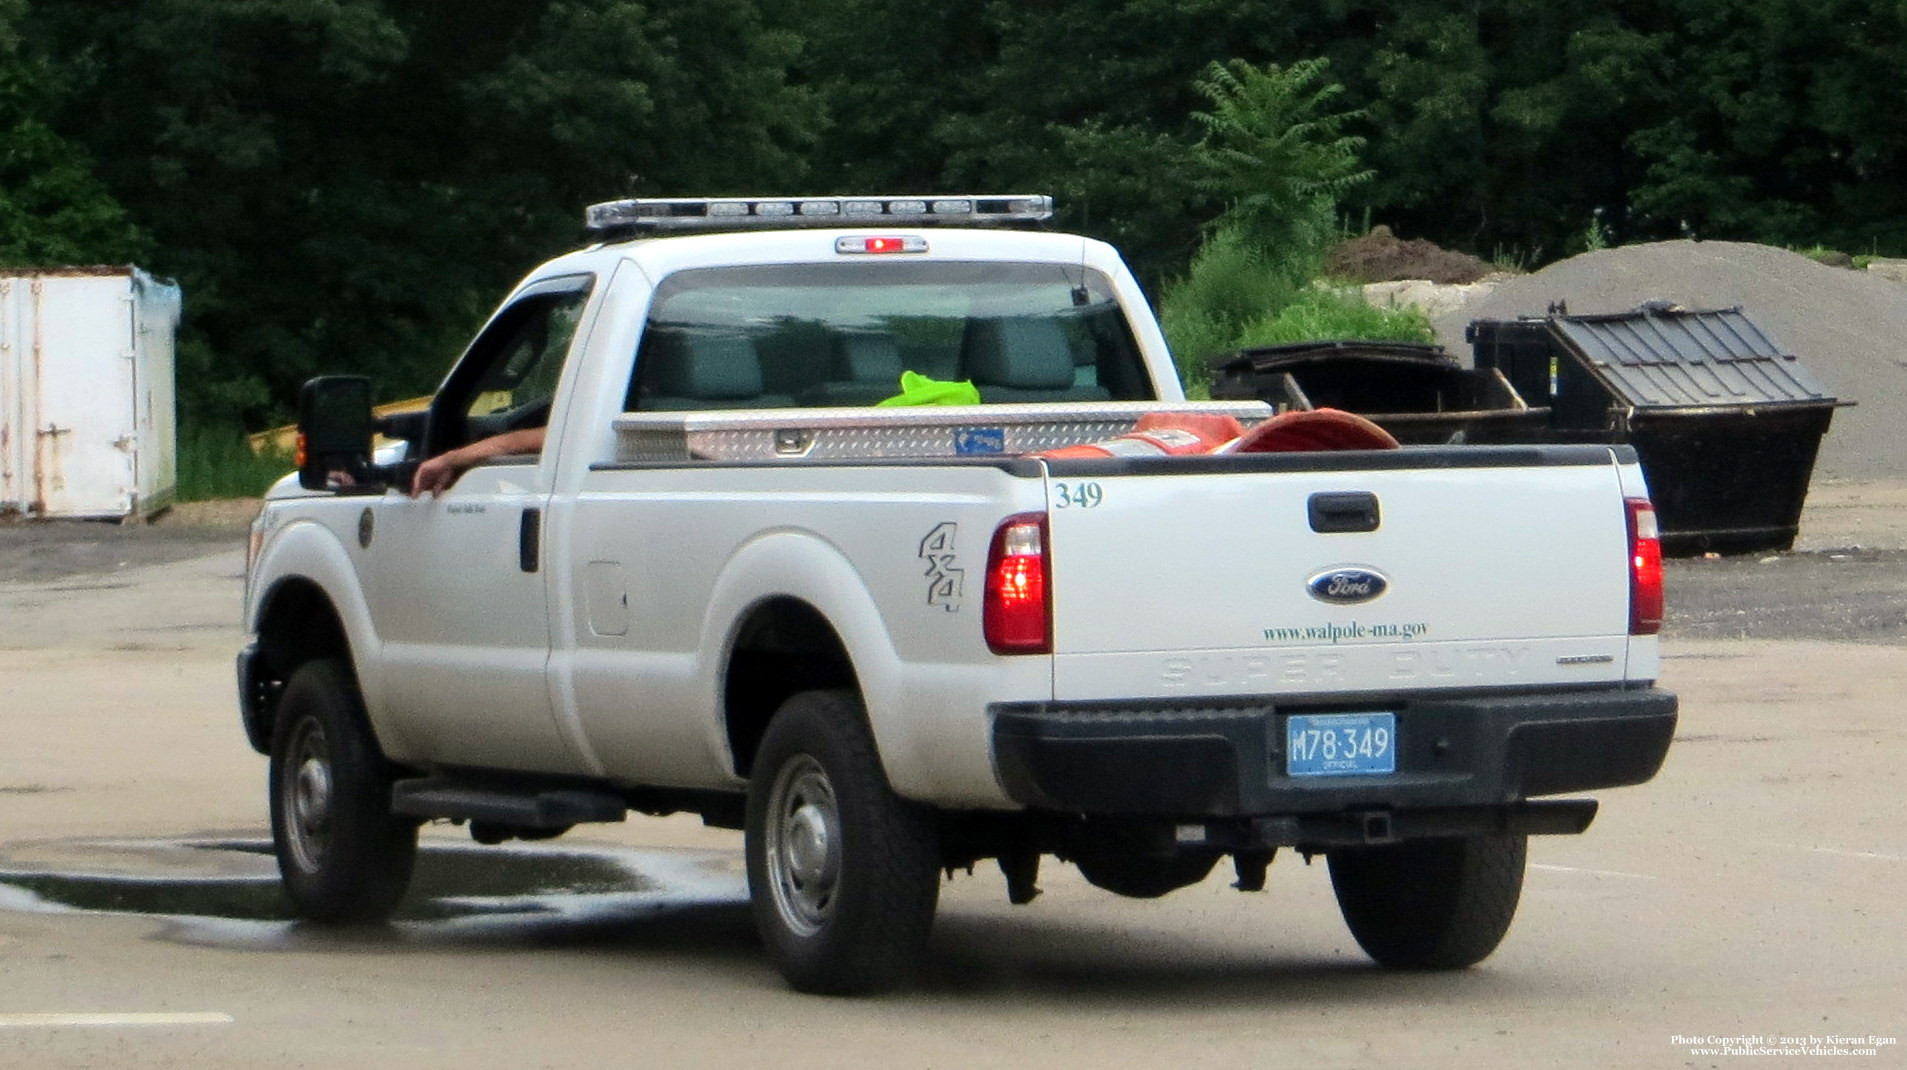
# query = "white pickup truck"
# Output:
<box><xmin>239</xmin><ymin>194</ymin><xmax>1676</xmax><ymax>993</ymax></box>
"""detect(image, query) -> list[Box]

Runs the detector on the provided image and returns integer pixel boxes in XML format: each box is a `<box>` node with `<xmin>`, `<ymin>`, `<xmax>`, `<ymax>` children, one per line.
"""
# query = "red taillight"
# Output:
<box><xmin>1627</xmin><ymin>498</ymin><xmax>1664</xmax><ymax>635</ymax></box>
<box><xmin>985</xmin><ymin>513</ymin><xmax>1050</xmax><ymax>654</ymax></box>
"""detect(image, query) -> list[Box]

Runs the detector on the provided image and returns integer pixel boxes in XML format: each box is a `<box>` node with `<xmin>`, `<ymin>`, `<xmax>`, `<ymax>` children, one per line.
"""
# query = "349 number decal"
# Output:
<box><xmin>1052</xmin><ymin>482</ymin><xmax>1104</xmax><ymax>509</ymax></box>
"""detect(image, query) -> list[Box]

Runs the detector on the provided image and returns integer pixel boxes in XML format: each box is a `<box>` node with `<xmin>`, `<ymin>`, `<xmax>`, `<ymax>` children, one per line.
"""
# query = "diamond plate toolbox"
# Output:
<box><xmin>613</xmin><ymin>402</ymin><xmax>1273</xmax><ymax>463</ymax></box>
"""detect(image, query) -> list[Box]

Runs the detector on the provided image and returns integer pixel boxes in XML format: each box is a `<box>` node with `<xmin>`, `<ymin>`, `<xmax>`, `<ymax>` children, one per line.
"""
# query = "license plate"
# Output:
<box><xmin>1286</xmin><ymin>712</ymin><xmax>1397</xmax><ymax>777</ymax></box>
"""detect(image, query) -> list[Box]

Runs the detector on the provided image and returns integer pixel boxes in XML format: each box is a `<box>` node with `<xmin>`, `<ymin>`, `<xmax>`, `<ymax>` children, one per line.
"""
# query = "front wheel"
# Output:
<box><xmin>745</xmin><ymin>690</ymin><xmax>940</xmax><ymax>994</ymax></box>
<box><xmin>1327</xmin><ymin>833</ymin><xmax>1526</xmax><ymax>969</ymax></box>
<box><xmin>269</xmin><ymin>658</ymin><xmax>418</xmax><ymax>922</ymax></box>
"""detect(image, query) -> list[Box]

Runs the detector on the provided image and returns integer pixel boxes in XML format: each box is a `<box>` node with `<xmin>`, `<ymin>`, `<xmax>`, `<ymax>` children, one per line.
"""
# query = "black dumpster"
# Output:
<box><xmin>1468</xmin><ymin>303</ymin><xmax>1851</xmax><ymax>555</ymax></box>
<box><xmin>1208</xmin><ymin>340</ymin><xmax>1549</xmax><ymax>445</ymax></box>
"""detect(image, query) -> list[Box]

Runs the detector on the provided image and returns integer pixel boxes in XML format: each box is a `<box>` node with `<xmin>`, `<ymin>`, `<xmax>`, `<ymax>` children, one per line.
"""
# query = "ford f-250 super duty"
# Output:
<box><xmin>239</xmin><ymin>194</ymin><xmax>1676</xmax><ymax>994</ymax></box>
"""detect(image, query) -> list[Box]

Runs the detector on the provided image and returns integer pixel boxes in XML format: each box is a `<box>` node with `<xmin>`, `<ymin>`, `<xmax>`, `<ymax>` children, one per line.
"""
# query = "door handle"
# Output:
<box><xmin>519</xmin><ymin>507</ymin><xmax>541</xmax><ymax>573</ymax></box>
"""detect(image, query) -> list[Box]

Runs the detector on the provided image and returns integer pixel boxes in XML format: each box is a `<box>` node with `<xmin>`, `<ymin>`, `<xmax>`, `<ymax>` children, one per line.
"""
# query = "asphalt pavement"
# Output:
<box><xmin>0</xmin><ymin>483</ymin><xmax>1901</xmax><ymax>1068</ymax></box>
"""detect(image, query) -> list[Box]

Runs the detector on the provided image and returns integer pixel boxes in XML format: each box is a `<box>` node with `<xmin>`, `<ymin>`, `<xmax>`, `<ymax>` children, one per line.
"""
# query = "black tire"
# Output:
<box><xmin>1327</xmin><ymin>833</ymin><xmax>1526</xmax><ymax>970</ymax></box>
<box><xmin>269</xmin><ymin>658</ymin><xmax>418</xmax><ymax>923</ymax></box>
<box><xmin>745</xmin><ymin>690</ymin><xmax>940</xmax><ymax>995</ymax></box>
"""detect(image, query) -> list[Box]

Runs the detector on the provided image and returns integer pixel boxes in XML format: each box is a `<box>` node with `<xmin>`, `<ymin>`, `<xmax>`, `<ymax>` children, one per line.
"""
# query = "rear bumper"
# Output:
<box><xmin>990</xmin><ymin>685</ymin><xmax>1676</xmax><ymax>824</ymax></box>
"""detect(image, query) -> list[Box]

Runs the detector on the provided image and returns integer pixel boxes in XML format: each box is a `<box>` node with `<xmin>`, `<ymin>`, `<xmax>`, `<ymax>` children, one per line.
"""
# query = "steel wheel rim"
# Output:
<box><xmin>764</xmin><ymin>754</ymin><xmax>841</xmax><ymax>938</ymax></box>
<box><xmin>283</xmin><ymin>717</ymin><xmax>334</xmax><ymax>874</ymax></box>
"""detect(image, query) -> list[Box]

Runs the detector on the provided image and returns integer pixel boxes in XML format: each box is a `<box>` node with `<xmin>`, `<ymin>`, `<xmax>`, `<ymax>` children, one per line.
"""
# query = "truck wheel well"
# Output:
<box><xmin>251</xmin><ymin>578</ymin><xmax>353</xmax><ymax>744</ymax></box>
<box><xmin>725</xmin><ymin>598</ymin><xmax>858</xmax><ymax>778</ymax></box>
<box><xmin>259</xmin><ymin>578</ymin><xmax>351</xmax><ymax>674</ymax></box>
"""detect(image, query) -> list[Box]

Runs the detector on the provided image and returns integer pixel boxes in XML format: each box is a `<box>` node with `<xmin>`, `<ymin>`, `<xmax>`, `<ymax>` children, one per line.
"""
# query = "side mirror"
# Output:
<box><xmin>376</xmin><ymin>407</ymin><xmax>429</xmax><ymax>448</ymax></box>
<box><xmin>298</xmin><ymin>375</ymin><xmax>376</xmax><ymax>492</ymax></box>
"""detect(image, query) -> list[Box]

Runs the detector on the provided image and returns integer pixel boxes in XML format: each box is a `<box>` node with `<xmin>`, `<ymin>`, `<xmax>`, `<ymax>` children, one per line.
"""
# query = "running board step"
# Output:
<box><xmin>390</xmin><ymin>778</ymin><xmax>627</xmax><ymax>828</ymax></box>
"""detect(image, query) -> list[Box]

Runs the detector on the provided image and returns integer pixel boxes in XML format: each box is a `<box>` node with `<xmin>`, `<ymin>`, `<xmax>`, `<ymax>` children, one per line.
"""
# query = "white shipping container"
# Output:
<box><xmin>0</xmin><ymin>267</ymin><xmax>182</xmax><ymax>519</ymax></box>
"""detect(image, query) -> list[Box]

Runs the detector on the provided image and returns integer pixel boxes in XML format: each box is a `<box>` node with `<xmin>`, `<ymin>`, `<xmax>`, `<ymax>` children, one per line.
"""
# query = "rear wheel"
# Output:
<box><xmin>745</xmin><ymin>690</ymin><xmax>940</xmax><ymax>994</ymax></box>
<box><xmin>269</xmin><ymin>658</ymin><xmax>418</xmax><ymax>922</ymax></box>
<box><xmin>1327</xmin><ymin>834</ymin><xmax>1526</xmax><ymax>969</ymax></box>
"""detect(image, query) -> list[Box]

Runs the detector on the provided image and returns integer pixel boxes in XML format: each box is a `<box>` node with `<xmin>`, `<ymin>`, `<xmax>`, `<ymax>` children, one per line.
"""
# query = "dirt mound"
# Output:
<box><xmin>1327</xmin><ymin>225</ymin><xmax>1496</xmax><ymax>285</ymax></box>
<box><xmin>1432</xmin><ymin>240</ymin><xmax>1907</xmax><ymax>482</ymax></box>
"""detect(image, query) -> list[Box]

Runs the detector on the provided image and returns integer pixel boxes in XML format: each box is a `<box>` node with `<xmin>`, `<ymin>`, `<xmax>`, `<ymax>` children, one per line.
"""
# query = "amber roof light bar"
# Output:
<box><xmin>584</xmin><ymin>195</ymin><xmax>1054</xmax><ymax>238</ymax></box>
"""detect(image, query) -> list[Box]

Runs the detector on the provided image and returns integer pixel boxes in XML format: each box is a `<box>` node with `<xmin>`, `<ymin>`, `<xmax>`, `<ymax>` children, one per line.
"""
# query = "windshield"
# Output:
<box><xmin>628</xmin><ymin>261</ymin><xmax>1155</xmax><ymax>410</ymax></box>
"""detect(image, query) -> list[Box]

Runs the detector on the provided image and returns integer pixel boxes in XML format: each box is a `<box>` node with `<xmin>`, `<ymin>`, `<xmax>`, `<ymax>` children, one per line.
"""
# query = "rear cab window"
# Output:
<box><xmin>626</xmin><ymin>261</ymin><xmax>1155</xmax><ymax>411</ymax></box>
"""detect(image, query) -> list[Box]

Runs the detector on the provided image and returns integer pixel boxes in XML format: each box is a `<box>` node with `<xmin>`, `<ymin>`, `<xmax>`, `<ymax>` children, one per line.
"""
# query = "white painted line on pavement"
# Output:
<box><xmin>1782</xmin><ymin>844</ymin><xmax>1904</xmax><ymax>862</ymax></box>
<box><xmin>0</xmin><ymin>1012</ymin><xmax>233</xmax><ymax>1028</ymax></box>
<box><xmin>1530</xmin><ymin>863</ymin><xmax>1657</xmax><ymax>880</ymax></box>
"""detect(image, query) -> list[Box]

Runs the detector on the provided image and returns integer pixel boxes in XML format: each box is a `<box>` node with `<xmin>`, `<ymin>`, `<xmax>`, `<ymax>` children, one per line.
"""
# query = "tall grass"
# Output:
<box><xmin>175</xmin><ymin>422</ymin><xmax>293</xmax><ymax>502</ymax></box>
<box><xmin>1236</xmin><ymin>286</ymin><xmax>1434</xmax><ymax>349</ymax></box>
<box><xmin>1164</xmin><ymin>265</ymin><xmax>1437</xmax><ymax>394</ymax></box>
<box><xmin>1159</xmin><ymin>223</ymin><xmax>1309</xmax><ymax>390</ymax></box>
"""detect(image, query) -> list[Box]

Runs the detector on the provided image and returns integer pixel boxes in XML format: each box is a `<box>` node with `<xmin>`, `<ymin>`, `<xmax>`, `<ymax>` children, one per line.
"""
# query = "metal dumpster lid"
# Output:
<box><xmin>1209</xmin><ymin>339</ymin><xmax>1457</xmax><ymax>374</ymax></box>
<box><xmin>1545</xmin><ymin>303</ymin><xmax>1842</xmax><ymax>409</ymax></box>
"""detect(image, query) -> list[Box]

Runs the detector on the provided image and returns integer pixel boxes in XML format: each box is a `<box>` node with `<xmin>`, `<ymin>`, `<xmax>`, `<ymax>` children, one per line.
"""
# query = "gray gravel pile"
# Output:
<box><xmin>1431</xmin><ymin>240</ymin><xmax>1907</xmax><ymax>482</ymax></box>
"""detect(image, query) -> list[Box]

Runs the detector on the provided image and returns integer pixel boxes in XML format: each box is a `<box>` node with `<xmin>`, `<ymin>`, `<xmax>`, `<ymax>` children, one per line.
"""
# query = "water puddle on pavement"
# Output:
<box><xmin>0</xmin><ymin>838</ymin><xmax>748</xmax><ymax>947</ymax></box>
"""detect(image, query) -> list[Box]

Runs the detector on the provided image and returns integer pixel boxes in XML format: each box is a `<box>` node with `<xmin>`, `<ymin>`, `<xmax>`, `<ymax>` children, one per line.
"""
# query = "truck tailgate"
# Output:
<box><xmin>1042</xmin><ymin>446</ymin><xmax>1639</xmax><ymax>701</ymax></box>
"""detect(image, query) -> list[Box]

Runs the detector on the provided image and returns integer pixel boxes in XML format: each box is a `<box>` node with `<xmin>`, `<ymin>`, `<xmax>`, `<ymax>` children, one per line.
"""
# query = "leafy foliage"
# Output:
<box><xmin>1159</xmin><ymin>60</ymin><xmax>1376</xmax><ymax>387</ymax></box>
<box><xmin>1187</xmin><ymin>59</ymin><xmax>1372</xmax><ymax>258</ymax></box>
<box><xmin>0</xmin><ymin>0</ymin><xmax>146</xmax><ymax>266</ymax></box>
<box><xmin>20</xmin><ymin>0</ymin><xmax>818</xmax><ymax>425</ymax></box>
<box><xmin>1158</xmin><ymin>224</ymin><xmax>1298</xmax><ymax>392</ymax></box>
<box><xmin>2</xmin><ymin>0</ymin><xmax>1903</xmax><ymax>429</ymax></box>
<box><xmin>0</xmin><ymin>117</ymin><xmax>149</xmax><ymax>267</ymax></box>
<box><xmin>1237</xmin><ymin>287</ymin><xmax>1434</xmax><ymax>350</ymax></box>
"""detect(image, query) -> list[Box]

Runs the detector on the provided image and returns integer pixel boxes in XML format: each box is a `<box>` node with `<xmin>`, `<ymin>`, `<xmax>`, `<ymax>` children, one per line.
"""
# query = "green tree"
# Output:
<box><xmin>1625</xmin><ymin>0</ymin><xmax>1907</xmax><ymax>252</ymax></box>
<box><xmin>1159</xmin><ymin>58</ymin><xmax>1373</xmax><ymax>385</ymax></box>
<box><xmin>27</xmin><ymin>0</ymin><xmax>821</xmax><ymax>425</ymax></box>
<box><xmin>16</xmin><ymin>0</ymin><xmax>1907</xmax><ymax>435</ymax></box>
<box><xmin>792</xmin><ymin>0</ymin><xmax>1324</xmax><ymax>285</ymax></box>
<box><xmin>0</xmin><ymin>0</ymin><xmax>146</xmax><ymax>266</ymax></box>
<box><xmin>1187</xmin><ymin>58</ymin><xmax>1371</xmax><ymax>259</ymax></box>
<box><xmin>0</xmin><ymin>117</ymin><xmax>150</xmax><ymax>267</ymax></box>
<box><xmin>1329</xmin><ymin>0</ymin><xmax>1674</xmax><ymax>260</ymax></box>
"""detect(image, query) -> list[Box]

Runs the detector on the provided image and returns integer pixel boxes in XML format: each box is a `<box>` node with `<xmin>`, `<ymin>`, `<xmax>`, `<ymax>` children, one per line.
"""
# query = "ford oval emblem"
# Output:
<box><xmin>1307</xmin><ymin>567</ymin><xmax>1389</xmax><ymax>605</ymax></box>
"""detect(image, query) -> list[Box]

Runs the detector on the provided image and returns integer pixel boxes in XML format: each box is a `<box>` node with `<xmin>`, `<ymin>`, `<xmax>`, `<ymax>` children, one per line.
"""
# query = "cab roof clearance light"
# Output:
<box><xmin>584</xmin><ymin>195</ymin><xmax>1054</xmax><ymax>237</ymax></box>
<box><xmin>835</xmin><ymin>235</ymin><xmax>928</xmax><ymax>255</ymax></box>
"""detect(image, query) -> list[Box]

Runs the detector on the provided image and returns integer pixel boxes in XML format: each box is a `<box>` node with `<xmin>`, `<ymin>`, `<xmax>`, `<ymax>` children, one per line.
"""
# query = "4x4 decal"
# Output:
<box><xmin>919</xmin><ymin>522</ymin><xmax>963</xmax><ymax>611</ymax></box>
